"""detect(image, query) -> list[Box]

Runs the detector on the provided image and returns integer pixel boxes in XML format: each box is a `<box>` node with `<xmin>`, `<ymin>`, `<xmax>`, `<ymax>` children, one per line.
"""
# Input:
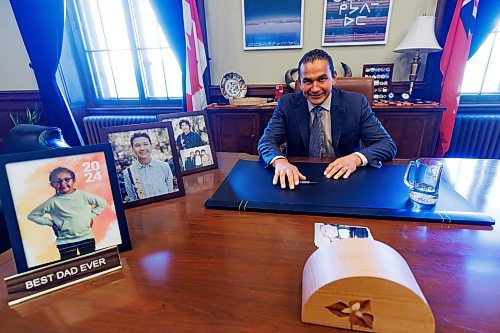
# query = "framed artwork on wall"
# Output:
<box><xmin>322</xmin><ymin>0</ymin><xmax>393</xmax><ymax>46</ymax></box>
<box><xmin>0</xmin><ymin>144</ymin><xmax>132</xmax><ymax>273</ymax></box>
<box><xmin>99</xmin><ymin>122</ymin><xmax>185</xmax><ymax>208</ymax></box>
<box><xmin>157</xmin><ymin>111</ymin><xmax>218</xmax><ymax>175</ymax></box>
<box><xmin>242</xmin><ymin>0</ymin><xmax>304</xmax><ymax>50</ymax></box>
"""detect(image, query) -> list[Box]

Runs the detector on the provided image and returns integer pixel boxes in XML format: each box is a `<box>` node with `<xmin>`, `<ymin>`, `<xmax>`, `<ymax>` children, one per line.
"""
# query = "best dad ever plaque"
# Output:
<box><xmin>4</xmin><ymin>246</ymin><xmax>121</xmax><ymax>306</ymax></box>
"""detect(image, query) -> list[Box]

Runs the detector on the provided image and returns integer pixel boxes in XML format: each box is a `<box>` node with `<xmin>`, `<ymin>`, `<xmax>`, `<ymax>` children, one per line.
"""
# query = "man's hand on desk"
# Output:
<box><xmin>324</xmin><ymin>153</ymin><xmax>363</xmax><ymax>180</ymax></box>
<box><xmin>272</xmin><ymin>153</ymin><xmax>362</xmax><ymax>189</ymax></box>
<box><xmin>273</xmin><ymin>158</ymin><xmax>306</xmax><ymax>190</ymax></box>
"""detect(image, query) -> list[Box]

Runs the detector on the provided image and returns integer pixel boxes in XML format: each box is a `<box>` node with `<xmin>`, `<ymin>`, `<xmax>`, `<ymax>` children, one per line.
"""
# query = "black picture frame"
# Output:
<box><xmin>0</xmin><ymin>144</ymin><xmax>132</xmax><ymax>273</ymax></box>
<box><xmin>99</xmin><ymin>121</ymin><xmax>185</xmax><ymax>208</ymax></box>
<box><xmin>157</xmin><ymin>111</ymin><xmax>218</xmax><ymax>175</ymax></box>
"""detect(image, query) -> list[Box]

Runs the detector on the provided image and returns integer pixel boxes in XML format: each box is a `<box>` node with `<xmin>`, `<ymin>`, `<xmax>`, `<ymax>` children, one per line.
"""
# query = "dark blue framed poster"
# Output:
<box><xmin>322</xmin><ymin>0</ymin><xmax>393</xmax><ymax>46</ymax></box>
<box><xmin>242</xmin><ymin>0</ymin><xmax>304</xmax><ymax>50</ymax></box>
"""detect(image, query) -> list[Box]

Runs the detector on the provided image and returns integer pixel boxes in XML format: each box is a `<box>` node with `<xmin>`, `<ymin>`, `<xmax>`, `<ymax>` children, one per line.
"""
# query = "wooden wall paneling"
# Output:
<box><xmin>0</xmin><ymin>90</ymin><xmax>42</xmax><ymax>143</ymax></box>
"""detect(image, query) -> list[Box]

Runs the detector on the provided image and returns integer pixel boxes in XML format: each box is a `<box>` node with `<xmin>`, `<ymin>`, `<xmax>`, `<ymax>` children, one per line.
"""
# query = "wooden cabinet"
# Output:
<box><xmin>373</xmin><ymin>105</ymin><xmax>444</xmax><ymax>158</ymax></box>
<box><xmin>206</xmin><ymin>105</ymin><xmax>445</xmax><ymax>158</ymax></box>
<box><xmin>207</xmin><ymin>108</ymin><xmax>267</xmax><ymax>155</ymax></box>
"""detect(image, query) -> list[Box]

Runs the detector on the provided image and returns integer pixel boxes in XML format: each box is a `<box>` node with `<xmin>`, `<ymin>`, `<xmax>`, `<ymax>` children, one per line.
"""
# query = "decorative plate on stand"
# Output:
<box><xmin>220</xmin><ymin>72</ymin><xmax>247</xmax><ymax>100</ymax></box>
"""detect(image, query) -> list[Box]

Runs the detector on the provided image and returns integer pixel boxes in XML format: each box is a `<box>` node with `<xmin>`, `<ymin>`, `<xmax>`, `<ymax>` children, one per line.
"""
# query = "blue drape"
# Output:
<box><xmin>469</xmin><ymin>0</ymin><xmax>500</xmax><ymax>58</ymax></box>
<box><xmin>10</xmin><ymin>0</ymin><xmax>83</xmax><ymax>146</ymax></box>
<box><xmin>149</xmin><ymin>0</ymin><xmax>187</xmax><ymax>112</ymax></box>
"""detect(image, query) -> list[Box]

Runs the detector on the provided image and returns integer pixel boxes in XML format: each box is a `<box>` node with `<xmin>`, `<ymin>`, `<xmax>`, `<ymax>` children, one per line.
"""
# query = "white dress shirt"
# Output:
<box><xmin>272</xmin><ymin>92</ymin><xmax>368</xmax><ymax>166</ymax></box>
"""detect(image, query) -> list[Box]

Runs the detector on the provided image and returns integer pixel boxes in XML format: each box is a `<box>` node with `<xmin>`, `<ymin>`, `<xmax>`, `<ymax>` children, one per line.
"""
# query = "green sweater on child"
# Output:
<box><xmin>28</xmin><ymin>189</ymin><xmax>107</xmax><ymax>245</ymax></box>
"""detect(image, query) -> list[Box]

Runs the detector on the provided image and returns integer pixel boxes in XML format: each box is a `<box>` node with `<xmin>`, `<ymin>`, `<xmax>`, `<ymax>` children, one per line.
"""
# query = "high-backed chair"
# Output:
<box><xmin>294</xmin><ymin>77</ymin><xmax>374</xmax><ymax>105</ymax></box>
<box><xmin>0</xmin><ymin>124</ymin><xmax>70</xmax><ymax>253</ymax></box>
<box><xmin>278</xmin><ymin>77</ymin><xmax>374</xmax><ymax>154</ymax></box>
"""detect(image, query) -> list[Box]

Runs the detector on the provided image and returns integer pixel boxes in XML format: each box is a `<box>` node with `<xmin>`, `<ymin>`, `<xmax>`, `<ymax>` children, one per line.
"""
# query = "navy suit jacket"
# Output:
<box><xmin>258</xmin><ymin>89</ymin><xmax>397</xmax><ymax>167</ymax></box>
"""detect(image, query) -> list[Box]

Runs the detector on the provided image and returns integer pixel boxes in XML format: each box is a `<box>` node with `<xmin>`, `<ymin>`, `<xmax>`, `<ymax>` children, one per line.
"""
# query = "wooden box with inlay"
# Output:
<box><xmin>302</xmin><ymin>239</ymin><xmax>435</xmax><ymax>332</ymax></box>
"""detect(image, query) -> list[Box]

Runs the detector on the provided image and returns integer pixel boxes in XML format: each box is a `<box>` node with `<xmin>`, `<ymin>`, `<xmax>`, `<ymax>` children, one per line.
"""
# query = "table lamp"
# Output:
<box><xmin>394</xmin><ymin>16</ymin><xmax>442</xmax><ymax>99</ymax></box>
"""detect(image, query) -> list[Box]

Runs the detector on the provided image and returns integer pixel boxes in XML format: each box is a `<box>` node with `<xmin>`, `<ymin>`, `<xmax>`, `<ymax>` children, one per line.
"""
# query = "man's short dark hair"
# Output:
<box><xmin>298</xmin><ymin>49</ymin><xmax>335</xmax><ymax>78</ymax></box>
<box><xmin>49</xmin><ymin>167</ymin><xmax>75</xmax><ymax>183</ymax></box>
<box><xmin>179</xmin><ymin>119</ymin><xmax>191</xmax><ymax>129</ymax></box>
<box><xmin>130</xmin><ymin>132</ymin><xmax>152</xmax><ymax>147</ymax></box>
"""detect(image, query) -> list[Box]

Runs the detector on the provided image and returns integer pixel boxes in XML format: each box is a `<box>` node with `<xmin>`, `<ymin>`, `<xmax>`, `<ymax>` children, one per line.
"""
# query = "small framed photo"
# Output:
<box><xmin>0</xmin><ymin>144</ymin><xmax>132</xmax><ymax>273</ymax></box>
<box><xmin>157</xmin><ymin>111</ymin><xmax>218</xmax><ymax>175</ymax></box>
<box><xmin>242</xmin><ymin>0</ymin><xmax>304</xmax><ymax>50</ymax></box>
<box><xmin>99</xmin><ymin>122</ymin><xmax>185</xmax><ymax>208</ymax></box>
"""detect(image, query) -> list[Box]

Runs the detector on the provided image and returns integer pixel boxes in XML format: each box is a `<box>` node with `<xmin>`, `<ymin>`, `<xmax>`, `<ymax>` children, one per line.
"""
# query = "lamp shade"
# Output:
<box><xmin>394</xmin><ymin>16</ymin><xmax>442</xmax><ymax>53</ymax></box>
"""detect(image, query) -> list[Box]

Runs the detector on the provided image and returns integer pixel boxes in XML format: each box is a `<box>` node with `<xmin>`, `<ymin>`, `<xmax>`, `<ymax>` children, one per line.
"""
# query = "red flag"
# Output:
<box><xmin>183</xmin><ymin>0</ymin><xmax>207</xmax><ymax>111</ymax></box>
<box><xmin>437</xmin><ymin>0</ymin><xmax>478</xmax><ymax>156</ymax></box>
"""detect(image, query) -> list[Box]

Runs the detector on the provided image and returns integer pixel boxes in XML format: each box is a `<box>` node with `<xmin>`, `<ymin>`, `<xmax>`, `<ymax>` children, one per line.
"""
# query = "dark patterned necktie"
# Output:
<box><xmin>308</xmin><ymin>105</ymin><xmax>323</xmax><ymax>157</ymax></box>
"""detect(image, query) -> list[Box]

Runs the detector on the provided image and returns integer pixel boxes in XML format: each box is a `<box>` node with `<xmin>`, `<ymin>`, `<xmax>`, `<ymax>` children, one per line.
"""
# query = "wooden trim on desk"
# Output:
<box><xmin>205</xmin><ymin>106</ymin><xmax>275</xmax><ymax>113</ymax></box>
<box><xmin>208</xmin><ymin>82</ymin><xmax>426</xmax><ymax>103</ymax></box>
<box><xmin>372</xmin><ymin>105</ymin><xmax>446</xmax><ymax>112</ymax></box>
<box><xmin>208</xmin><ymin>85</ymin><xmax>293</xmax><ymax>103</ymax></box>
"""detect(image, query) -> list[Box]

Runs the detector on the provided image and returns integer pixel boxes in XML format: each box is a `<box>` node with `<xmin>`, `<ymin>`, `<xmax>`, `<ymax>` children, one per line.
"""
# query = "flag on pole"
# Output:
<box><xmin>182</xmin><ymin>0</ymin><xmax>208</xmax><ymax>112</ymax></box>
<box><xmin>437</xmin><ymin>0</ymin><xmax>479</xmax><ymax>156</ymax></box>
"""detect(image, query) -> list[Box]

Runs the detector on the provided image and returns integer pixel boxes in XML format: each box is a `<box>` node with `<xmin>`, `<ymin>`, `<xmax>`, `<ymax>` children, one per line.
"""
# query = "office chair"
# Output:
<box><xmin>0</xmin><ymin>124</ymin><xmax>70</xmax><ymax>253</ymax></box>
<box><xmin>294</xmin><ymin>77</ymin><xmax>374</xmax><ymax>105</ymax></box>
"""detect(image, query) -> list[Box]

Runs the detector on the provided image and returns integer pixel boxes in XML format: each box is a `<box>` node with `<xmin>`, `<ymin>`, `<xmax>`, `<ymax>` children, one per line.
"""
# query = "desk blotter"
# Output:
<box><xmin>205</xmin><ymin>160</ymin><xmax>494</xmax><ymax>226</ymax></box>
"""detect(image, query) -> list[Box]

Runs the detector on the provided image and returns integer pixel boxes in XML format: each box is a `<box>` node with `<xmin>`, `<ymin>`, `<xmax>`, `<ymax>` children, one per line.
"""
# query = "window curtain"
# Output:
<box><xmin>150</xmin><ymin>0</ymin><xmax>209</xmax><ymax>112</ymax></box>
<box><xmin>10</xmin><ymin>0</ymin><xmax>83</xmax><ymax>146</ymax></box>
<box><xmin>469</xmin><ymin>0</ymin><xmax>500</xmax><ymax>58</ymax></box>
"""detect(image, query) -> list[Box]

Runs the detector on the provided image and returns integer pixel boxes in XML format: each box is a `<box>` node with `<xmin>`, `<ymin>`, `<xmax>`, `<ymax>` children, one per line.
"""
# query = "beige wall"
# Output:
<box><xmin>0</xmin><ymin>0</ymin><xmax>37</xmax><ymax>90</ymax></box>
<box><xmin>0</xmin><ymin>0</ymin><xmax>437</xmax><ymax>91</ymax></box>
<box><xmin>205</xmin><ymin>0</ymin><xmax>438</xmax><ymax>85</ymax></box>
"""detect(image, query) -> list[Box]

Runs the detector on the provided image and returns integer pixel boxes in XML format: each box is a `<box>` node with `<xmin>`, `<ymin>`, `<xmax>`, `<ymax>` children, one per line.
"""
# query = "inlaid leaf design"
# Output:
<box><xmin>326</xmin><ymin>299</ymin><xmax>374</xmax><ymax>329</ymax></box>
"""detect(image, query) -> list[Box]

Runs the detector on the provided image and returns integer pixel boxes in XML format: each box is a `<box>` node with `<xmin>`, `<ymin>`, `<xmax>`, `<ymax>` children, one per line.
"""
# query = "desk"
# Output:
<box><xmin>0</xmin><ymin>153</ymin><xmax>499</xmax><ymax>332</ymax></box>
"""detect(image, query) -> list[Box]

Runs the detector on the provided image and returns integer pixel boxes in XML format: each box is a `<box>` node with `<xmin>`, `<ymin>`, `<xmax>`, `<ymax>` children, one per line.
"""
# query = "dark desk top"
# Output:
<box><xmin>0</xmin><ymin>153</ymin><xmax>499</xmax><ymax>333</ymax></box>
<box><xmin>206</xmin><ymin>160</ymin><xmax>494</xmax><ymax>225</ymax></box>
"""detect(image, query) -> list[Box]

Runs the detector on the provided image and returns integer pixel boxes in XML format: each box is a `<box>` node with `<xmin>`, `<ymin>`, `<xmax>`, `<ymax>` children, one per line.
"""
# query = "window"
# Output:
<box><xmin>71</xmin><ymin>0</ymin><xmax>182</xmax><ymax>104</ymax></box>
<box><xmin>461</xmin><ymin>21</ymin><xmax>500</xmax><ymax>100</ymax></box>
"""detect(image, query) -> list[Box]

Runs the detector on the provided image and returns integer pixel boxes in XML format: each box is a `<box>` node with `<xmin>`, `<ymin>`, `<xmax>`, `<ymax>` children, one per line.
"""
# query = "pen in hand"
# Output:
<box><xmin>299</xmin><ymin>180</ymin><xmax>318</xmax><ymax>184</ymax></box>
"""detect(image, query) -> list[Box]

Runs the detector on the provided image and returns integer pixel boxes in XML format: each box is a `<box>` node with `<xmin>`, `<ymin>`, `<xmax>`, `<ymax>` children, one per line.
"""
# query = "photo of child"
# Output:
<box><xmin>27</xmin><ymin>167</ymin><xmax>107</xmax><ymax>261</ymax></box>
<box><xmin>98</xmin><ymin>122</ymin><xmax>185</xmax><ymax>208</ymax></box>
<box><xmin>104</xmin><ymin>126</ymin><xmax>182</xmax><ymax>204</ymax></box>
<box><xmin>5</xmin><ymin>151</ymin><xmax>124</xmax><ymax>269</ymax></box>
<box><xmin>123</xmin><ymin>132</ymin><xmax>174</xmax><ymax>201</ymax></box>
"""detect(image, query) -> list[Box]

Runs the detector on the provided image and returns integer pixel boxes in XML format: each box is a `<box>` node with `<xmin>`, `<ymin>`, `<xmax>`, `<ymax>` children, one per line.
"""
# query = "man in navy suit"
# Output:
<box><xmin>258</xmin><ymin>49</ymin><xmax>396</xmax><ymax>189</ymax></box>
